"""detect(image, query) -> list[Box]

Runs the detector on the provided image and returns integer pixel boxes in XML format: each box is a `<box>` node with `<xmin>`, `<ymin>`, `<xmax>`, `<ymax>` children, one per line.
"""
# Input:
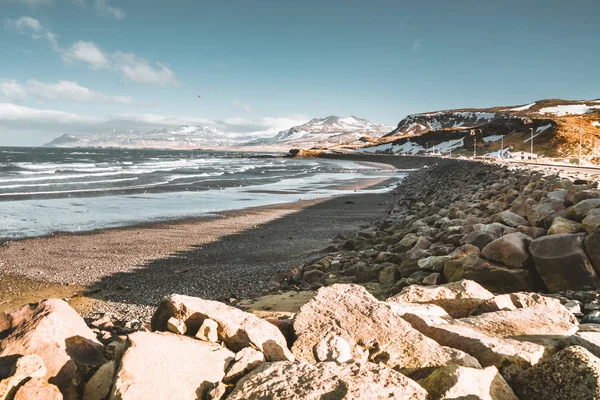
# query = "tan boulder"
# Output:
<box><xmin>386</xmin><ymin>301</ymin><xmax>451</xmax><ymax>319</ymax></box>
<box><xmin>292</xmin><ymin>284</ymin><xmax>480</xmax><ymax>375</ymax></box>
<box><xmin>548</xmin><ymin>216</ymin><xmax>585</xmax><ymax>235</ymax></box>
<box><xmin>0</xmin><ymin>299</ymin><xmax>105</xmax><ymax>400</ymax></box>
<box><xmin>403</xmin><ymin>304</ymin><xmax>577</xmax><ymax>372</ymax></box>
<box><xmin>388</xmin><ymin>280</ymin><xmax>494</xmax><ymax>318</ymax></box>
<box><xmin>0</xmin><ymin>354</ymin><xmax>47</xmax><ymax>400</ymax></box>
<box><xmin>513</xmin><ymin>346</ymin><xmax>600</xmax><ymax>400</ymax></box>
<box><xmin>419</xmin><ymin>365</ymin><xmax>518</xmax><ymax>400</ymax></box>
<box><xmin>473</xmin><ymin>292</ymin><xmax>562</xmax><ymax>315</ymax></box>
<box><xmin>227</xmin><ymin>361</ymin><xmax>429</xmax><ymax>400</ymax></box>
<box><xmin>110</xmin><ymin>331</ymin><xmax>233</xmax><ymax>400</ymax></box>
<box><xmin>83</xmin><ymin>361</ymin><xmax>116</xmax><ymax>400</ymax></box>
<box><xmin>151</xmin><ymin>294</ymin><xmax>293</xmax><ymax>361</ymax></box>
<box><xmin>223</xmin><ymin>347</ymin><xmax>265</xmax><ymax>384</ymax></box>
<box><xmin>13</xmin><ymin>378</ymin><xmax>62</xmax><ymax>400</ymax></box>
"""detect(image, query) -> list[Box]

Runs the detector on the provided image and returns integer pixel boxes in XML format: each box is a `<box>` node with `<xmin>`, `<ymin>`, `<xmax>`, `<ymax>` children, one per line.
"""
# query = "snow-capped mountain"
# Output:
<box><xmin>44</xmin><ymin>116</ymin><xmax>393</xmax><ymax>149</ymax></box>
<box><xmin>261</xmin><ymin>116</ymin><xmax>393</xmax><ymax>148</ymax></box>
<box><xmin>44</xmin><ymin>126</ymin><xmax>238</xmax><ymax>148</ymax></box>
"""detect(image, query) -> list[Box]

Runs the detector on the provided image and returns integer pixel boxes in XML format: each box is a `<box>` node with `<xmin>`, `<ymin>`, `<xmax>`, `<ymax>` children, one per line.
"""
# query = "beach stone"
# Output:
<box><xmin>583</xmin><ymin>214</ymin><xmax>600</xmax><ymax>233</ymax></box>
<box><xmin>403</xmin><ymin>303</ymin><xmax>577</xmax><ymax>372</ymax></box>
<box><xmin>585</xmin><ymin>229</ymin><xmax>600</xmax><ymax>273</ymax></box>
<box><xmin>13</xmin><ymin>378</ymin><xmax>62</xmax><ymax>400</ymax></box>
<box><xmin>419</xmin><ymin>365</ymin><xmax>518</xmax><ymax>400</ymax></box>
<box><xmin>446</xmin><ymin>256</ymin><xmax>541</xmax><ymax>293</ymax></box>
<box><xmin>527</xmin><ymin>200</ymin><xmax>565</xmax><ymax>228</ymax></box>
<box><xmin>292</xmin><ymin>284</ymin><xmax>480</xmax><ymax>374</ymax></box>
<box><xmin>473</xmin><ymin>292</ymin><xmax>562</xmax><ymax>315</ymax></box>
<box><xmin>303</xmin><ymin>269</ymin><xmax>326</xmax><ymax>284</ymax></box>
<box><xmin>379</xmin><ymin>264</ymin><xmax>400</xmax><ymax>288</ymax></box>
<box><xmin>516</xmin><ymin>225</ymin><xmax>547</xmax><ymax>238</ymax></box>
<box><xmin>460</xmin><ymin>231</ymin><xmax>495</xmax><ymax>250</ymax></box>
<box><xmin>566</xmin><ymin>198</ymin><xmax>600</xmax><ymax>222</ymax></box>
<box><xmin>166</xmin><ymin>317</ymin><xmax>186</xmax><ymax>335</ymax></box>
<box><xmin>481</xmin><ymin>232</ymin><xmax>532</xmax><ymax>268</ymax></box>
<box><xmin>529</xmin><ymin>233</ymin><xmax>600</xmax><ymax>291</ymax></box>
<box><xmin>195</xmin><ymin>318</ymin><xmax>219</xmax><ymax>343</ymax></box>
<box><xmin>226</xmin><ymin>361</ymin><xmax>429</xmax><ymax>400</ymax></box>
<box><xmin>422</xmin><ymin>272</ymin><xmax>441</xmax><ymax>285</ymax></box>
<box><xmin>110</xmin><ymin>331</ymin><xmax>233</xmax><ymax>400</ymax></box>
<box><xmin>0</xmin><ymin>299</ymin><xmax>105</xmax><ymax>400</ymax></box>
<box><xmin>513</xmin><ymin>346</ymin><xmax>600</xmax><ymax>400</ymax></box>
<box><xmin>563</xmin><ymin>331</ymin><xmax>600</xmax><ymax>358</ymax></box>
<box><xmin>151</xmin><ymin>294</ymin><xmax>293</xmax><ymax>361</ymax></box>
<box><xmin>388</xmin><ymin>280</ymin><xmax>494</xmax><ymax>318</ymax></box>
<box><xmin>392</xmin><ymin>233</ymin><xmax>419</xmax><ymax>253</ymax></box>
<box><xmin>223</xmin><ymin>347</ymin><xmax>265</xmax><ymax>384</ymax></box>
<box><xmin>492</xmin><ymin>210</ymin><xmax>529</xmax><ymax>228</ymax></box>
<box><xmin>417</xmin><ymin>255</ymin><xmax>450</xmax><ymax>272</ymax></box>
<box><xmin>83</xmin><ymin>361</ymin><xmax>115</xmax><ymax>400</ymax></box>
<box><xmin>546</xmin><ymin>189</ymin><xmax>569</xmax><ymax>203</ymax></box>
<box><xmin>207</xmin><ymin>382</ymin><xmax>227</xmax><ymax>400</ymax></box>
<box><xmin>355</xmin><ymin>264</ymin><xmax>378</xmax><ymax>283</ymax></box>
<box><xmin>548</xmin><ymin>216</ymin><xmax>585</xmax><ymax>235</ymax></box>
<box><xmin>314</xmin><ymin>335</ymin><xmax>352</xmax><ymax>363</ymax></box>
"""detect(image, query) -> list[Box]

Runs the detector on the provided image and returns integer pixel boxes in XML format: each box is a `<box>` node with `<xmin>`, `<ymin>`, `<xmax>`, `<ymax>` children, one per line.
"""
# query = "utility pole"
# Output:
<box><xmin>501</xmin><ymin>135</ymin><xmax>504</xmax><ymax>159</ymax></box>
<box><xmin>580</xmin><ymin>116</ymin><xmax>583</xmax><ymax>166</ymax></box>
<box><xmin>473</xmin><ymin>138</ymin><xmax>477</xmax><ymax>158</ymax></box>
<box><xmin>530</xmin><ymin>127</ymin><xmax>534</xmax><ymax>161</ymax></box>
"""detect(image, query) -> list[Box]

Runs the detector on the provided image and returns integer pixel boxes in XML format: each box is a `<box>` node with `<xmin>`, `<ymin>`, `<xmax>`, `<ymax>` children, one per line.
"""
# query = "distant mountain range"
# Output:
<box><xmin>44</xmin><ymin>116</ymin><xmax>393</xmax><ymax>149</ymax></box>
<box><xmin>359</xmin><ymin>99</ymin><xmax>600</xmax><ymax>164</ymax></box>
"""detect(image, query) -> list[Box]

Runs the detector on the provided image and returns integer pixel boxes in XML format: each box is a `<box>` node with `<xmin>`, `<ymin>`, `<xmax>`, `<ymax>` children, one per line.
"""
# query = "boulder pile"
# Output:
<box><xmin>270</xmin><ymin>159</ymin><xmax>600</xmax><ymax>321</ymax></box>
<box><xmin>2</xmin><ymin>280</ymin><xmax>600</xmax><ymax>399</ymax></box>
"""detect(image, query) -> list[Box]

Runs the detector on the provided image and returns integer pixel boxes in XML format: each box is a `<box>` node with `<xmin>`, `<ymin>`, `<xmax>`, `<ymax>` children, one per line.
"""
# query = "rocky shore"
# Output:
<box><xmin>3</xmin><ymin>156</ymin><xmax>600</xmax><ymax>399</ymax></box>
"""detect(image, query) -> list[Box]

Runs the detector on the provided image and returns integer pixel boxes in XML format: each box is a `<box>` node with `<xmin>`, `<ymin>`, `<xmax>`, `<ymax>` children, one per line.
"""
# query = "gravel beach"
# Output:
<box><xmin>0</xmin><ymin>174</ymin><xmax>398</xmax><ymax>321</ymax></box>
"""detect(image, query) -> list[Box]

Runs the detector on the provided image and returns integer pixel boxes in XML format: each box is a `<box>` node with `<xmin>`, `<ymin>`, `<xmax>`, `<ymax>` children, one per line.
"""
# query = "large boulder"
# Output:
<box><xmin>583</xmin><ymin>213</ymin><xmax>600</xmax><ymax>234</ymax></box>
<box><xmin>292</xmin><ymin>284</ymin><xmax>480</xmax><ymax>374</ymax></box>
<box><xmin>529</xmin><ymin>233</ymin><xmax>600</xmax><ymax>291</ymax></box>
<box><xmin>0</xmin><ymin>299</ymin><xmax>105</xmax><ymax>400</ymax></box>
<box><xmin>13</xmin><ymin>378</ymin><xmax>62</xmax><ymax>400</ymax></box>
<box><xmin>403</xmin><ymin>304</ymin><xmax>577</xmax><ymax>372</ymax></box>
<box><xmin>388</xmin><ymin>280</ymin><xmax>494</xmax><ymax>318</ymax></box>
<box><xmin>481</xmin><ymin>232</ymin><xmax>532</xmax><ymax>268</ymax></box>
<box><xmin>566</xmin><ymin>198</ymin><xmax>600</xmax><ymax>222</ymax></box>
<box><xmin>491</xmin><ymin>211</ymin><xmax>529</xmax><ymax>228</ymax></box>
<box><xmin>548</xmin><ymin>216</ymin><xmax>585</xmax><ymax>235</ymax></box>
<box><xmin>151</xmin><ymin>294</ymin><xmax>293</xmax><ymax>361</ymax></box>
<box><xmin>110</xmin><ymin>332</ymin><xmax>234</xmax><ymax>400</ymax></box>
<box><xmin>445</xmin><ymin>255</ymin><xmax>542</xmax><ymax>293</ymax></box>
<box><xmin>513</xmin><ymin>346</ymin><xmax>600</xmax><ymax>400</ymax></box>
<box><xmin>527</xmin><ymin>200</ymin><xmax>565</xmax><ymax>228</ymax></box>
<box><xmin>585</xmin><ymin>230</ymin><xmax>600</xmax><ymax>273</ymax></box>
<box><xmin>227</xmin><ymin>361</ymin><xmax>428</xmax><ymax>400</ymax></box>
<box><xmin>419</xmin><ymin>365</ymin><xmax>518</xmax><ymax>400</ymax></box>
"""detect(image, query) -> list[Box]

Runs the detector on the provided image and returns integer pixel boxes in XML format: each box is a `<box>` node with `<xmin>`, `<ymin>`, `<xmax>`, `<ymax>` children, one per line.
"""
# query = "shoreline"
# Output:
<box><xmin>0</xmin><ymin>172</ymin><xmax>399</xmax><ymax>318</ymax></box>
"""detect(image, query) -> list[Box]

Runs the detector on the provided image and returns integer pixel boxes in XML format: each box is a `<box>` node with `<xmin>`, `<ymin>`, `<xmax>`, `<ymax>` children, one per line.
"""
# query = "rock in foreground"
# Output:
<box><xmin>226</xmin><ymin>361</ymin><xmax>428</xmax><ymax>400</ymax></box>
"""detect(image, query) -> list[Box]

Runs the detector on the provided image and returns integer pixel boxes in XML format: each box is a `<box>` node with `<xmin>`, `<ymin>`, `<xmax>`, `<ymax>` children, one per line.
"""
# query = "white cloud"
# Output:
<box><xmin>62</xmin><ymin>41</ymin><xmax>110</xmax><ymax>69</ymax></box>
<box><xmin>233</xmin><ymin>99</ymin><xmax>252</xmax><ymax>113</ymax></box>
<box><xmin>94</xmin><ymin>0</ymin><xmax>125</xmax><ymax>19</ymax></box>
<box><xmin>0</xmin><ymin>79</ymin><xmax>153</xmax><ymax>106</ymax></box>
<box><xmin>0</xmin><ymin>79</ymin><xmax>28</xmax><ymax>101</ymax></box>
<box><xmin>413</xmin><ymin>39</ymin><xmax>421</xmax><ymax>51</ymax></box>
<box><xmin>0</xmin><ymin>103</ymin><xmax>306</xmax><ymax>136</ymax></box>
<box><xmin>113</xmin><ymin>53</ymin><xmax>177</xmax><ymax>86</ymax></box>
<box><xmin>6</xmin><ymin>17</ymin><xmax>176</xmax><ymax>86</ymax></box>
<box><xmin>5</xmin><ymin>16</ymin><xmax>60</xmax><ymax>50</ymax></box>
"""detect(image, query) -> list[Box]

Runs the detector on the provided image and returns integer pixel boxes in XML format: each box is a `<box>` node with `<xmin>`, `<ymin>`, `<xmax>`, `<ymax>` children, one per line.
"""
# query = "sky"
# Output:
<box><xmin>1</xmin><ymin>0</ymin><xmax>599</xmax><ymax>146</ymax></box>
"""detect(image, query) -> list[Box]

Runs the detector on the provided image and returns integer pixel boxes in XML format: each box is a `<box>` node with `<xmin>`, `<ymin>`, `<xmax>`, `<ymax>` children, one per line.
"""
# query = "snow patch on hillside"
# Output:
<box><xmin>539</xmin><ymin>104</ymin><xmax>600</xmax><ymax>116</ymax></box>
<box><xmin>592</xmin><ymin>122</ymin><xmax>600</xmax><ymax>127</ymax></box>
<box><xmin>483</xmin><ymin>135</ymin><xmax>503</xmax><ymax>143</ymax></box>
<box><xmin>536</xmin><ymin>123</ymin><xmax>553</xmax><ymax>133</ymax></box>
<box><xmin>510</xmin><ymin>103</ymin><xmax>536</xmax><ymax>111</ymax></box>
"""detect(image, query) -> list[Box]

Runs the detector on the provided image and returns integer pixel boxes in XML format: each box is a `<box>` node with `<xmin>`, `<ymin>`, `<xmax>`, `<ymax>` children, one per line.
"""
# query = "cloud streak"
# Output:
<box><xmin>233</xmin><ymin>99</ymin><xmax>252</xmax><ymax>113</ymax></box>
<box><xmin>0</xmin><ymin>103</ymin><xmax>308</xmax><ymax>136</ymax></box>
<box><xmin>413</xmin><ymin>39</ymin><xmax>421</xmax><ymax>51</ymax></box>
<box><xmin>6</xmin><ymin>17</ymin><xmax>176</xmax><ymax>86</ymax></box>
<box><xmin>0</xmin><ymin>79</ymin><xmax>154</xmax><ymax>106</ymax></box>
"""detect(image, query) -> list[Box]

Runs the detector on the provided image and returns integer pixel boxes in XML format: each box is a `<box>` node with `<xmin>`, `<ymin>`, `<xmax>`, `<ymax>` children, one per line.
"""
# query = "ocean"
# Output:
<box><xmin>0</xmin><ymin>147</ymin><xmax>401</xmax><ymax>241</ymax></box>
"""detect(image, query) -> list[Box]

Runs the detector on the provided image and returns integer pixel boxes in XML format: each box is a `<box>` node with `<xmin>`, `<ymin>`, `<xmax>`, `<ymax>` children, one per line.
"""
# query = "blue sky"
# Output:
<box><xmin>1</xmin><ymin>0</ymin><xmax>599</xmax><ymax>145</ymax></box>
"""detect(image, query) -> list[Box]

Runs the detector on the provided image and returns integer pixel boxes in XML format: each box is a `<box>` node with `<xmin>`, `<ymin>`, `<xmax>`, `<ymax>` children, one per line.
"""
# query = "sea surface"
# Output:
<box><xmin>0</xmin><ymin>147</ymin><xmax>402</xmax><ymax>241</ymax></box>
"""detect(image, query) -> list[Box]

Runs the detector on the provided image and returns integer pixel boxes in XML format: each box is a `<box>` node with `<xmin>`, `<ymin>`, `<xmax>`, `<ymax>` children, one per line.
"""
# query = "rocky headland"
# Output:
<box><xmin>2</xmin><ymin>156</ymin><xmax>600</xmax><ymax>399</ymax></box>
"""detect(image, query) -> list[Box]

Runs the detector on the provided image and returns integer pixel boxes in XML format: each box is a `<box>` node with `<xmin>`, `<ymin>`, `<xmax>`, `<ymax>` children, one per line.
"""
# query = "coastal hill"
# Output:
<box><xmin>357</xmin><ymin>99</ymin><xmax>600</xmax><ymax>164</ymax></box>
<box><xmin>43</xmin><ymin>116</ymin><xmax>393</xmax><ymax>150</ymax></box>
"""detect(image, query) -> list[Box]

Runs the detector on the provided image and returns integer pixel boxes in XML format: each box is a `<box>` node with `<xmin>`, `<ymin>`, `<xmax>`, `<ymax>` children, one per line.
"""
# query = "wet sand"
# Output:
<box><xmin>0</xmin><ymin>176</ymin><xmax>398</xmax><ymax>320</ymax></box>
